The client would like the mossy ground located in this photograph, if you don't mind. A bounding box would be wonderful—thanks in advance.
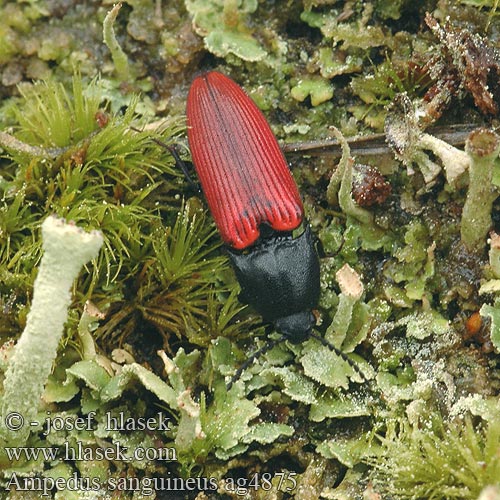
[0,0,500,499]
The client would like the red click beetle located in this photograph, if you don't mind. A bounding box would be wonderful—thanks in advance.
[186,71,320,353]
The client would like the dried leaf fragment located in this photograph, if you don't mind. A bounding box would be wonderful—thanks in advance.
[336,263,364,300]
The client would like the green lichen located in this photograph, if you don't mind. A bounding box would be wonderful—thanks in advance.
[102,3,131,82]
[383,220,435,302]
[317,47,362,79]
[0,24,20,65]
[488,232,500,278]
[301,4,386,49]
[318,430,378,468]
[185,0,269,62]
[327,263,364,349]
[326,126,374,226]
[480,302,500,351]
[290,77,334,106]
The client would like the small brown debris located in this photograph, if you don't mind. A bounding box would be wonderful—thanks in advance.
[352,163,391,207]
[95,110,110,128]
[424,13,500,117]
[466,128,500,158]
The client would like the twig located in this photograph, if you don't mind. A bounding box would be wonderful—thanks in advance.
[281,124,479,157]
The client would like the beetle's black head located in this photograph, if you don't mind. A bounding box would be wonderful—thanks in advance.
[274,311,316,343]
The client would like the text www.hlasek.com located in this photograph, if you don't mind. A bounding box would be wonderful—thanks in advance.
[5,440,176,462]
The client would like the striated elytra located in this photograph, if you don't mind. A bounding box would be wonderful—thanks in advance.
[186,71,320,344]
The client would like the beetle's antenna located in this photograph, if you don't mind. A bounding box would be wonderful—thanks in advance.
[165,144,199,190]
[308,331,367,382]
[226,334,285,391]
[130,126,199,190]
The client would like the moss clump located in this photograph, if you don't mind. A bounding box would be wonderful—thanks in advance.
[370,414,500,499]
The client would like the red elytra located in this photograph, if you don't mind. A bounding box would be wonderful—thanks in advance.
[186,71,303,250]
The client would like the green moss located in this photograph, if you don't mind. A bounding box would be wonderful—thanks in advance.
[13,76,101,148]
[460,0,500,27]
[0,24,21,64]
[370,414,500,499]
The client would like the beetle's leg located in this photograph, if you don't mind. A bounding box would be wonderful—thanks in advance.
[226,330,285,391]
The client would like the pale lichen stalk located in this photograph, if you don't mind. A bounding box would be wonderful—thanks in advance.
[461,128,500,253]
[1,216,103,444]
[326,126,373,225]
